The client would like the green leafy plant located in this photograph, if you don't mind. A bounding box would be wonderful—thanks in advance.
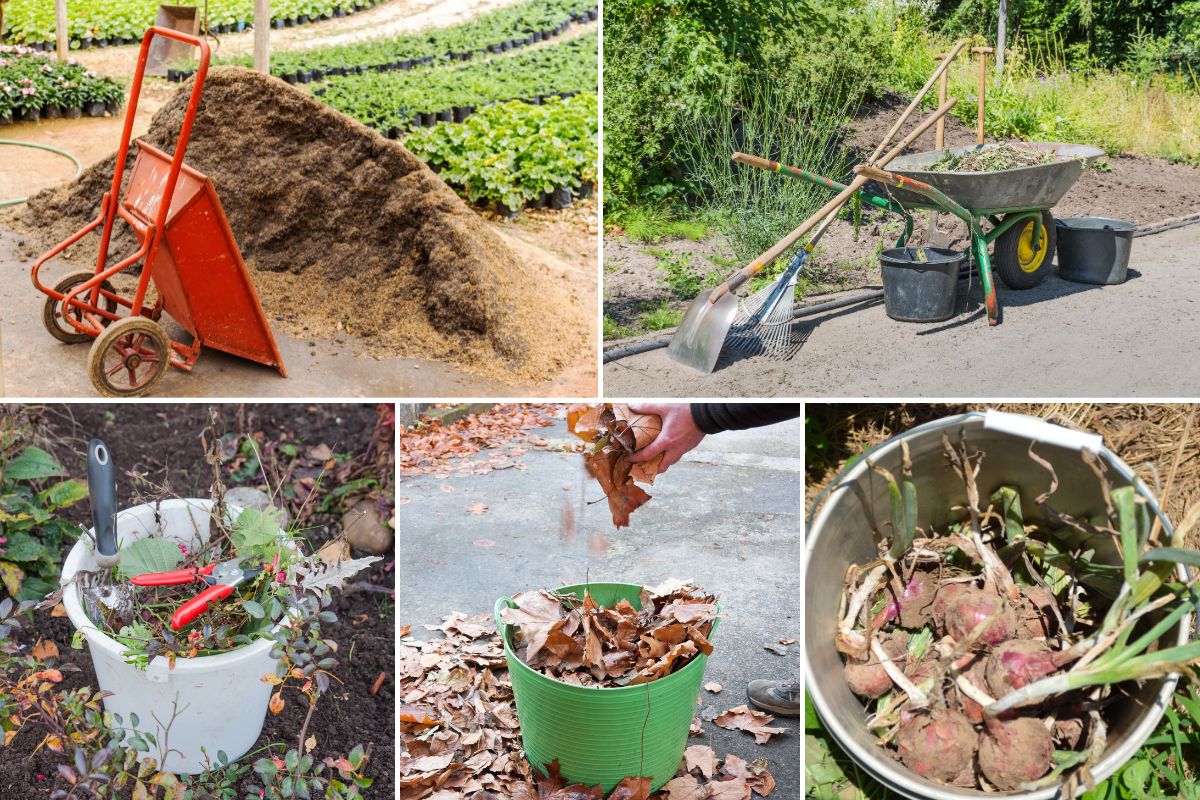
[316,32,597,129]
[0,45,124,119]
[0,437,87,602]
[405,93,597,211]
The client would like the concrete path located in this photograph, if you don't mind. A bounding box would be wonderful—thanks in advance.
[398,413,803,797]
[604,224,1200,398]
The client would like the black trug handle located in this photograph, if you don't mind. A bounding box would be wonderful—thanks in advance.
[87,439,119,566]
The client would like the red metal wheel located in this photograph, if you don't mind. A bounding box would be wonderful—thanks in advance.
[87,316,170,397]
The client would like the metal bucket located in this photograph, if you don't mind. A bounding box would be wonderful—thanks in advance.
[803,410,1191,799]
[1056,217,1136,285]
[880,247,962,322]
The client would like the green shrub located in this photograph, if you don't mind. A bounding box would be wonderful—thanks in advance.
[405,93,597,210]
[0,440,87,602]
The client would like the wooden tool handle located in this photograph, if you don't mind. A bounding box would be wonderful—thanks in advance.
[869,38,967,163]
[710,98,959,303]
[732,152,776,171]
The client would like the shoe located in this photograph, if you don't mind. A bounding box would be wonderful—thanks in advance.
[747,678,800,716]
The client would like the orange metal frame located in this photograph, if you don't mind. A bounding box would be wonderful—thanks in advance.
[30,26,286,377]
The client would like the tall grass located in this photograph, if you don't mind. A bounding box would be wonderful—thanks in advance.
[673,71,860,268]
[899,32,1200,165]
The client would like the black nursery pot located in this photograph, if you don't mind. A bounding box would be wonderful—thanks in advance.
[420,112,436,126]
[106,101,121,115]
[284,17,295,27]
[43,104,63,119]
[281,73,297,84]
[533,31,543,42]
[550,187,573,210]
[576,180,594,198]
[298,71,313,83]
[80,38,94,49]
[400,58,413,69]
[436,109,452,122]
[334,8,346,17]
[311,69,325,80]
[273,19,285,29]
[298,15,309,24]
[452,106,473,122]
[85,101,105,117]
[532,193,548,209]
[588,8,597,20]
[0,112,11,126]
[65,106,82,119]
[235,21,246,31]
[23,107,41,122]
[388,126,402,139]
[167,68,180,81]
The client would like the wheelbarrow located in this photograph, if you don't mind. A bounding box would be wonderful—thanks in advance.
[31,27,286,397]
[736,140,1103,326]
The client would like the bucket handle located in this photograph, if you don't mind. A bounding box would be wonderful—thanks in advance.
[493,597,512,641]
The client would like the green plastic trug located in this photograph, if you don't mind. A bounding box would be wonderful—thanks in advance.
[494,582,719,793]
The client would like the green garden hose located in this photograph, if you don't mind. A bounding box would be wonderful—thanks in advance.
[0,139,83,207]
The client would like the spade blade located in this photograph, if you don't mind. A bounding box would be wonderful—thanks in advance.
[667,288,739,374]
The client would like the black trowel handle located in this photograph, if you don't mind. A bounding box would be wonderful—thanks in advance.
[88,439,119,567]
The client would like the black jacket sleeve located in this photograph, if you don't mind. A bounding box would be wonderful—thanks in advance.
[689,403,800,435]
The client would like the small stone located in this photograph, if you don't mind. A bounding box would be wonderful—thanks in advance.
[343,499,392,554]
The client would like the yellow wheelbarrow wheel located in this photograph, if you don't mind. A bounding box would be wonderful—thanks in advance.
[993,210,1057,290]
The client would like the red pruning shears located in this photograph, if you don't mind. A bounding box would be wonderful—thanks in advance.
[130,559,264,630]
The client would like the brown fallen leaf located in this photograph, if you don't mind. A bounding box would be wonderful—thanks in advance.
[721,753,776,797]
[778,639,795,646]
[708,776,751,800]
[712,705,788,744]
[268,692,285,715]
[467,502,489,514]
[661,774,710,800]
[50,603,68,618]
[608,775,651,800]
[684,744,718,778]
[32,638,59,660]
[567,404,664,528]
[704,681,722,693]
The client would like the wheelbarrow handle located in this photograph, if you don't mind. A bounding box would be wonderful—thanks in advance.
[731,152,776,172]
[98,27,211,286]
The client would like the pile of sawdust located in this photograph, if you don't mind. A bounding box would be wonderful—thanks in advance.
[23,67,589,384]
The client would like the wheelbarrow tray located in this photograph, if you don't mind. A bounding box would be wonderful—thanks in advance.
[881,142,1104,213]
[124,140,286,375]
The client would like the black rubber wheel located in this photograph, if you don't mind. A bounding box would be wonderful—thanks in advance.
[993,210,1057,290]
[42,271,118,344]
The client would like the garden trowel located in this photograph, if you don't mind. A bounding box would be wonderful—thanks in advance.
[81,439,132,622]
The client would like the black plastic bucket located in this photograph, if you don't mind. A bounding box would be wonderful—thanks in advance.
[880,247,963,322]
[1056,216,1136,285]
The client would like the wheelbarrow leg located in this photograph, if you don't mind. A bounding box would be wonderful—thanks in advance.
[974,233,999,325]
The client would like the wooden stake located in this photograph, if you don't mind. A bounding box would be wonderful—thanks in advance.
[868,38,967,164]
[253,0,270,74]
[54,0,67,61]
[933,53,949,150]
[972,46,994,145]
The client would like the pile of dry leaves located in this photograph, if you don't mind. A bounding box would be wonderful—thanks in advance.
[400,602,781,800]
[567,404,663,527]
[498,581,717,687]
[400,404,559,478]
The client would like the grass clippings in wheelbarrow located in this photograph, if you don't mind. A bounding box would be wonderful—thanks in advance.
[21,68,590,384]
[929,141,1057,173]
[499,580,717,687]
[400,606,778,799]
[836,434,1200,793]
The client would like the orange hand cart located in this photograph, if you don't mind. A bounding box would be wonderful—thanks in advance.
[31,27,286,397]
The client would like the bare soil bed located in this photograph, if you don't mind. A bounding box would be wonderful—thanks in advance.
[0,404,395,799]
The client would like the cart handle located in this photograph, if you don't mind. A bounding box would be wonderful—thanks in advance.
[96,27,211,285]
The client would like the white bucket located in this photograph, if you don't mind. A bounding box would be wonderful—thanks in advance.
[61,498,281,774]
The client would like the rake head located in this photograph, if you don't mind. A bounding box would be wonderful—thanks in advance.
[723,249,807,361]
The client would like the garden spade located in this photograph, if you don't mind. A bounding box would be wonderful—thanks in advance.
[668,90,963,373]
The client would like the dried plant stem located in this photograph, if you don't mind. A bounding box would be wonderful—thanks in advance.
[871,634,927,708]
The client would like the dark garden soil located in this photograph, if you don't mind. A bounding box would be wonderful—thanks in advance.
[603,88,1200,337]
[13,67,591,385]
[0,403,395,799]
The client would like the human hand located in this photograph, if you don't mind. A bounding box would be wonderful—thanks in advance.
[624,403,705,474]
